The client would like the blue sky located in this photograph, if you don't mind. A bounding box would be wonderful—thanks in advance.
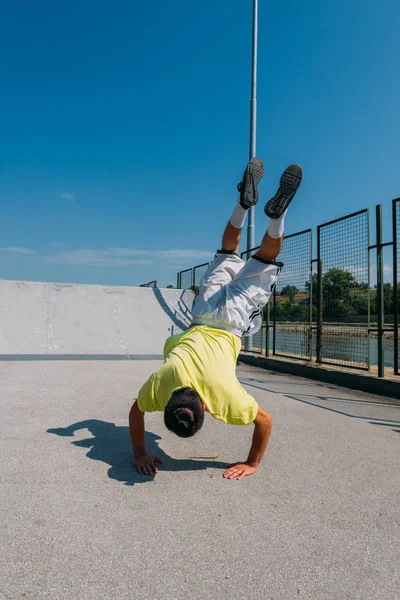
[1,0,399,287]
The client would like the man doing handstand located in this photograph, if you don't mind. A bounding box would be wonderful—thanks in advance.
[129,159,302,480]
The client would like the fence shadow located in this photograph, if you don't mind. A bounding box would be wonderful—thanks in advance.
[239,379,400,434]
[48,419,229,486]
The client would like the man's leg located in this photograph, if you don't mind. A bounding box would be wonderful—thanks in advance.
[221,221,242,254]
[224,163,303,337]
[191,159,264,327]
[221,157,265,253]
[254,163,303,262]
[254,231,283,262]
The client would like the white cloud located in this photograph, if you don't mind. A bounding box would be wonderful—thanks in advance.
[0,245,212,267]
[44,249,153,267]
[104,248,211,260]
[105,248,148,257]
[0,246,38,255]
[159,249,211,260]
[59,193,76,201]
[43,247,212,268]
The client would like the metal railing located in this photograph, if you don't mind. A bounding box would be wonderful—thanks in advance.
[139,280,157,288]
[317,210,370,370]
[177,263,210,292]
[272,229,313,362]
[173,201,400,379]
[193,263,209,288]
[177,268,194,290]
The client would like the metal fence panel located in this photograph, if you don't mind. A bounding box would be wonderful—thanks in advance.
[193,262,209,288]
[241,240,312,358]
[273,230,312,361]
[177,263,210,291]
[178,268,193,290]
[250,325,266,354]
[317,209,370,370]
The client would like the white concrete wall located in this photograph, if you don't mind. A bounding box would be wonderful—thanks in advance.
[0,280,194,357]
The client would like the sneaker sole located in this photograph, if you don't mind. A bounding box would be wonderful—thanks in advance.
[239,158,264,208]
[264,164,303,219]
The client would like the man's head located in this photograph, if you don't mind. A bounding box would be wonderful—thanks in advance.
[164,388,204,438]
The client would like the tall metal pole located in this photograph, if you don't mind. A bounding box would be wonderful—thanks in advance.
[244,0,258,353]
[247,0,258,253]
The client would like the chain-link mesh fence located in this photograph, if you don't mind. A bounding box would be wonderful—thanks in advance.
[273,230,312,360]
[178,268,193,290]
[175,213,370,368]
[317,210,370,369]
[177,263,211,290]
[193,263,210,288]
[249,324,267,354]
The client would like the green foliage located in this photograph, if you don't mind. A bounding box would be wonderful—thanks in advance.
[322,268,359,320]
[277,268,368,322]
[280,284,299,303]
[272,267,398,323]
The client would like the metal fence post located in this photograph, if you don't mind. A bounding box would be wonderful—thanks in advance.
[272,287,276,355]
[367,210,371,370]
[265,303,270,357]
[247,0,258,254]
[376,205,384,377]
[308,238,313,360]
[316,258,323,364]
[392,199,399,375]
[245,0,259,353]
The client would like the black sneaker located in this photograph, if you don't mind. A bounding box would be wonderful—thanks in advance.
[264,164,303,219]
[237,157,264,209]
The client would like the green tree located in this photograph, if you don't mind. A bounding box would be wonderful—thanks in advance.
[275,299,293,320]
[383,282,393,317]
[280,284,299,303]
[322,268,358,320]
[306,273,318,308]
[306,269,369,321]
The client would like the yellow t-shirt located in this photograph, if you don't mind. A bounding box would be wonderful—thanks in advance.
[137,325,258,426]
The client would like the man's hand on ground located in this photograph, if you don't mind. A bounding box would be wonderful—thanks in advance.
[223,463,256,480]
[135,455,163,475]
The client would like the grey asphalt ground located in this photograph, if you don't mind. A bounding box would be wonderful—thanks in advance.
[1,360,399,600]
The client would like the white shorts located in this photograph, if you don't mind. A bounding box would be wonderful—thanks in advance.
[191,251,283,337]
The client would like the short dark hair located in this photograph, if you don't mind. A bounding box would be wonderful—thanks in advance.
[164,388,204,438]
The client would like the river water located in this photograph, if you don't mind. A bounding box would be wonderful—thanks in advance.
[254,330,396,368]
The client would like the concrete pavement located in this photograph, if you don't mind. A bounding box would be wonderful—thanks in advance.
[1,360,399,599]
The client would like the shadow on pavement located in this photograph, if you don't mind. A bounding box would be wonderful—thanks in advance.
[240,379,400,434]
[48,419,229,486]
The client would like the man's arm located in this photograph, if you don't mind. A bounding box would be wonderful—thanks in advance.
[129,400,163,475]
[223,406,272,480]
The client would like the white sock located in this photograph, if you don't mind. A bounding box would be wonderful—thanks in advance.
[267,209,287,239]
[229,199,248,229]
